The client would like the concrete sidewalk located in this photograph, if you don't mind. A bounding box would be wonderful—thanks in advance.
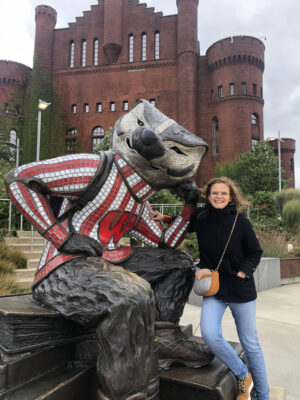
[180,282,300,400]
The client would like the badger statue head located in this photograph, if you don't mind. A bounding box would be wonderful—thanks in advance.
[112,100,208,190]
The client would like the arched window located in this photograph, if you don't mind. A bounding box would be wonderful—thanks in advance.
[69,40,74,68]
[9,130,17,146]
[129,34,134,62]
[251,113,259,126]
[81,39,86,67]
[66,128,77,153]
[141,32,147,61]
[212,117,219,156]
[154,31,160,60]
[93,38,99,66]
[92,126,105,150]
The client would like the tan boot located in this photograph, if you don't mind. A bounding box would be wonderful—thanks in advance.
[236,373,254,400]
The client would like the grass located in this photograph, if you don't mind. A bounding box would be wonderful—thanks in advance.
[0,242,30,295]
[257,229,290,258]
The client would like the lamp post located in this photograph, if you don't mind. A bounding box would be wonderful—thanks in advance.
[36,99,51,161]
[1,139,23,230]
[267,132,284,192]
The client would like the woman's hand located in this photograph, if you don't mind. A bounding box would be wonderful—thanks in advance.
[237,271,246,278]
[196,268,211,278]
[149,211,164,221]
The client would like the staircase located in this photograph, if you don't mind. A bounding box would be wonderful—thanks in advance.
[4,231,45,289]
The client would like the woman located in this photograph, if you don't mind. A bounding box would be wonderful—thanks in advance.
[150,177,269,400]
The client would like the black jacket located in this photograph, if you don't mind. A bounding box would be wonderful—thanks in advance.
[189,204,263,303]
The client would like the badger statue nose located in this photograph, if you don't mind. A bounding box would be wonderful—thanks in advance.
[141,129,157,146]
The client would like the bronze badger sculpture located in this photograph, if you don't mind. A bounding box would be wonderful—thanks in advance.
[5,100,213,400]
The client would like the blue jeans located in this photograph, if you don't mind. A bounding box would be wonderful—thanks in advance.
[200,296,269,400]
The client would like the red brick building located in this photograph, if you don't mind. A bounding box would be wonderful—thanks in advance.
[0,0,296,186]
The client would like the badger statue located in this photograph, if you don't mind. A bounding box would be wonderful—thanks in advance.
[5,100,213,400]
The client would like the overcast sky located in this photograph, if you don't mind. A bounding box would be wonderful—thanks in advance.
[1,0,299,188]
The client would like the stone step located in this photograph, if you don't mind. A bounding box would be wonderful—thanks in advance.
[16,231,44,239]
[5,237,45,246]
[0,365,97,400]
[26,259,40,269]
[14,268,36,280]
[4,242,45,253]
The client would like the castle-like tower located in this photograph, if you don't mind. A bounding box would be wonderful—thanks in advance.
[268,138,296,188]
[0,0,296,186]
[34,5,57,74]
[0,60,31,141]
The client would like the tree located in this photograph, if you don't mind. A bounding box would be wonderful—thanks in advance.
[215,141,287,196]
[92,127,113,153]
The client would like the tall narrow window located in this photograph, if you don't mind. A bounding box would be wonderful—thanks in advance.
[141,33,147,61]
[212,117,219,156]
[242,82,247,94]
[154,31,160,60]
[66,128,77,154]
[69,40,74,68]
[110,101,115,112]
[91,126,105,151]
[71,104,77,114]
[123,101,129,111]
[81,39,86,67]
[5,104,9,113]
[10,130,17,146]
[290,158,294,172]
[251,113,259,126]
[84,103,89,113]
[252,138,258,149]
[253,83,257,95]
[150,99,155,106]
[96,102,102,113]
[93,38,99,66]
[129,34,134,62]
[218,85,223,97]
[229,83,235,95]
[210,89,214,100]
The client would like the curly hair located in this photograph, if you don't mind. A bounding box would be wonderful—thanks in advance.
[204,177,249,212]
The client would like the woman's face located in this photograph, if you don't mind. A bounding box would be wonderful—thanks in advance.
[208,183,231,209]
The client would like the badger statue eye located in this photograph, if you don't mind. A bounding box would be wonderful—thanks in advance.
[138,119,144,127]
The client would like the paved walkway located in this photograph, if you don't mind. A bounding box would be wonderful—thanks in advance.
[180,282,300,400]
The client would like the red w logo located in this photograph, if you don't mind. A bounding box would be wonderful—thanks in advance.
[98,211,137,245]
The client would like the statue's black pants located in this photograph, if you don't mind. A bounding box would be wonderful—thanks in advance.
[33,248,194,399]
[120,247,195,324]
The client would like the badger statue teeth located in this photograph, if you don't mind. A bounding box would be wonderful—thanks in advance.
[112,99,208,189]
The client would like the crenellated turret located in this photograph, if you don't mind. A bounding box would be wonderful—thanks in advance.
[34,5,57,74]
[176,0,199,133]
[103,0,123,64]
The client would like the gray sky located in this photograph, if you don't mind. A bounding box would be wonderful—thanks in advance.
[1,0,299,188]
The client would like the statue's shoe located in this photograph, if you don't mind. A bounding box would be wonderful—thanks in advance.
[155,321,215,371]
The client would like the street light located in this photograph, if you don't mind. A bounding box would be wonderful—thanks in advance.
[1,139,23,231]
[36,99,51,161]
[267,131,284,192]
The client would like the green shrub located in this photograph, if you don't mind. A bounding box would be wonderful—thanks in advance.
[178,232,199,261]
[250,191,276,217]
[282,199,300,231]
[0,242,27,269]
[273,189,300,215]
